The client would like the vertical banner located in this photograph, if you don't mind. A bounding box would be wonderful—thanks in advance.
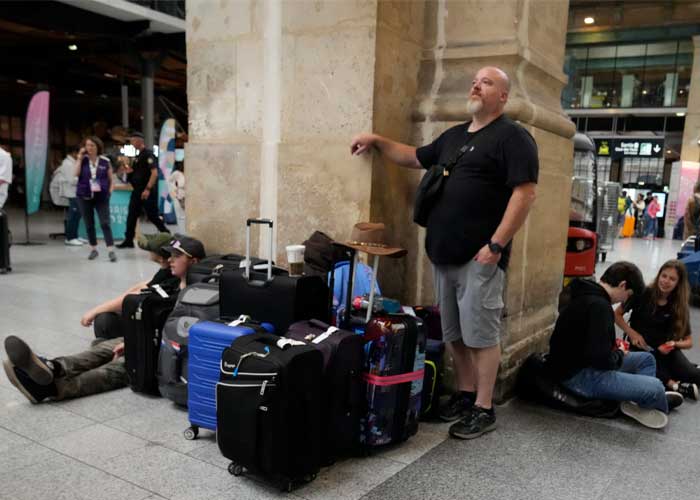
[24,91,50,215]
[157,118,177,224]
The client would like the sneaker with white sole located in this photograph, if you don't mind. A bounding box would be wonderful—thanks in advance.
[677,383,698,401]
[666,391,684,410]
[64,238,84,246]
[620,401,668,429]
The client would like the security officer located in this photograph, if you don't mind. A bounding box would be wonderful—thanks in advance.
[116,131,169,248]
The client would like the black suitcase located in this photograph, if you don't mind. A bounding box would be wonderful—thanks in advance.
[219,219,329,332]
[123,284,179,395]
[285,319,365,463]
[187,254,273,284]
[217,332,323,491]
[0,209,11,274]
[157,281,220,406]
[420,339,444,421]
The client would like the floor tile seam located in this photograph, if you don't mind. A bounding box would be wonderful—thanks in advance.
[34,443,162,499]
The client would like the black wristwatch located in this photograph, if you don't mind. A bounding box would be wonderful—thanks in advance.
[488,240,504,254]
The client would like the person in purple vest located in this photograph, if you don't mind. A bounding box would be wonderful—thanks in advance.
[75,136,117,262]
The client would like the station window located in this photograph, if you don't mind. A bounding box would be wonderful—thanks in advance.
[563,39,694,109]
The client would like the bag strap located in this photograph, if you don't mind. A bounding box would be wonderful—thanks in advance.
[440,130,479,175]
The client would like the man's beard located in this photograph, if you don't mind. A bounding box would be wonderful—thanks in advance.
[466,96,483,115]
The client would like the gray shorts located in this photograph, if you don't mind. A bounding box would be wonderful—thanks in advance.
[433,260,505,348]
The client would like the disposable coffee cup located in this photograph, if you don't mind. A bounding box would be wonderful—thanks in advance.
[286,244,305,276]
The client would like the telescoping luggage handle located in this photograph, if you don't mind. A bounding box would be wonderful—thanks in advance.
[245,218,274,283]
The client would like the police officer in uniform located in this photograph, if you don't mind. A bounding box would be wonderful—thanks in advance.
[116,132,170,248]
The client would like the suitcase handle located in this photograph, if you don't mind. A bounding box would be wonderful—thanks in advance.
[245,219,274,282]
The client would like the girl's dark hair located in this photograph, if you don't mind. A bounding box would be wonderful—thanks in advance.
[84,136,104,155]
[649,260,690,341]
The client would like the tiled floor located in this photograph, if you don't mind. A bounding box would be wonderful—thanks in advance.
[1,208,698,500]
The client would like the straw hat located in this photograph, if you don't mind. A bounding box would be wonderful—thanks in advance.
[344,222,406,258]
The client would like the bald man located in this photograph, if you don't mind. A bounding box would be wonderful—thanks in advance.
[350,67,538,440]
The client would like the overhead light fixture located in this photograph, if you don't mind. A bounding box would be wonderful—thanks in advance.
[676,112,686,117]
[103,73,117,79]
[666,149,672,154]
[16,79,27,84]
[68,44,78,51]
[584,16,595,25]
[679,90,684,94]
[642,89,648,95]
[75,89,85,95]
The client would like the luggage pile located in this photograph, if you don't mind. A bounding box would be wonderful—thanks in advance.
[120,219,445,492]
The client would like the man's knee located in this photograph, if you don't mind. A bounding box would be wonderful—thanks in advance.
[93,313,123,340]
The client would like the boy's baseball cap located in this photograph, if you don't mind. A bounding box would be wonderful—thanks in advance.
[164,236,206,259]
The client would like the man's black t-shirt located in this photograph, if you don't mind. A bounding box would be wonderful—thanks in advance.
[415,115,539,269]
[128,148,157,191]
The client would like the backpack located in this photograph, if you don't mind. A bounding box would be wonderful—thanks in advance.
[303,231,347,277]
[157,282,220,406]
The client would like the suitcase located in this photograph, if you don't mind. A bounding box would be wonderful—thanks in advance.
[0,209,11,274]
[157,281,220,406]
[420,339,444,421]
[184,317,273,439]
[621,214,635,237]
[217,332,323,492]
[219,219,329,332]
[362,314,426,447]
[413,305,442,341]
[123,283,180,395]
[285,319,365,463]
[187,254,272,284]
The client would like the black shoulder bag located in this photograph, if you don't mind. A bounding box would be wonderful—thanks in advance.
[413,134,476,227]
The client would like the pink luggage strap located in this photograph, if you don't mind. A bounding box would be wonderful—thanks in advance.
[362,369,424,387]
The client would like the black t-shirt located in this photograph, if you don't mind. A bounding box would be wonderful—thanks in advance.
[147,267,179,289]
[629,289,674,348]
[128,148,157,191]
[415,115,539,269]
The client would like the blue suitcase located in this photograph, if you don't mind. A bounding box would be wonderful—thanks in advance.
[184,317,274,440]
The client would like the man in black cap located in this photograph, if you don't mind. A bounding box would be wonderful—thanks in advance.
[117,131,169,248]
[2,235,205,403]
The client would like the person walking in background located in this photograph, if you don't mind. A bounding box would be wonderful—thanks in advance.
[52,146,82,246]
[683,181,700,240]
[645,195,660,240]
[633,193,645,237]
[0,144,12,209]
[116,131,170,249]
[75,136,117,262]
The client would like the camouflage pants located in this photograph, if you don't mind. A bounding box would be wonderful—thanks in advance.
[53,337,128,401]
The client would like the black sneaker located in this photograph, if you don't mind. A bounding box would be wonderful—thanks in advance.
[116,240,134,249]
[449,406,497,440]
[2,360,57,403]
[4,336,54,385]
[677,383,698,401]
[666,391,684,410]
[439,392,475,422]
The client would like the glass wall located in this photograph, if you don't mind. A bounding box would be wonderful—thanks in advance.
[563,40,694,109]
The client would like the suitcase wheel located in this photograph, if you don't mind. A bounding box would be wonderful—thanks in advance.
[228,462,244,476]
[303,473,316,483]
[284,481,293,493]
[183,426,199,441]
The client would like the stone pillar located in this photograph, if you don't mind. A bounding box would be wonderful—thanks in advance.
[681,36,700,164]
[186,0,380,259]
[401,0,576,399]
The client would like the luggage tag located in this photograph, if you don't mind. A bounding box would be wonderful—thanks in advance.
[90,179,102,192]
[276,338,306,350]
[228,314,252,327]
[311,326,339,344]
[152,284,170,298]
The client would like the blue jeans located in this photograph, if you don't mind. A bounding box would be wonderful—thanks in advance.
[644,215,657,237]
[562,352,668,413]
[65,197,82,240]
